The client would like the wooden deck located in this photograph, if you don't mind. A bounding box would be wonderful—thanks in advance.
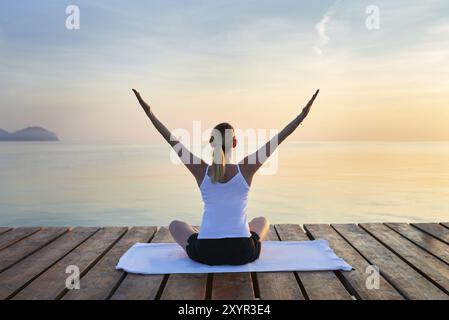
[0,223,448,300]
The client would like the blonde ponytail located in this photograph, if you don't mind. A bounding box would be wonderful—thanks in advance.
[212,145,226,183]
[209,122,234,184]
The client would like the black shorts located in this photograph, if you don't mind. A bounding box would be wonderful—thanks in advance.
[186,231,262,266]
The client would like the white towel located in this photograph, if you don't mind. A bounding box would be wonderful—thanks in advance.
[115,240,352,274]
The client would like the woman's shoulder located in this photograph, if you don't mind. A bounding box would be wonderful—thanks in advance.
[192,163,209,187]
[236,162,253,186]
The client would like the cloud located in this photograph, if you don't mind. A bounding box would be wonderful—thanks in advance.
[313,1,341,56]
[313,14,331,56]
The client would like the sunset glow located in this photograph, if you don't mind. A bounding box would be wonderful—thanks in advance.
[1,0,448,141]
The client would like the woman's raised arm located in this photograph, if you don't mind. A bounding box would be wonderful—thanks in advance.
[132,89,206,184]
[240,89,319,179]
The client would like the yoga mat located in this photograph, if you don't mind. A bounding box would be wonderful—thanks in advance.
[116,240,353,274]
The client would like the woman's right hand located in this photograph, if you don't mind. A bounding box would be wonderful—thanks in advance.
[132,89,151,113]
[299,89,319,120]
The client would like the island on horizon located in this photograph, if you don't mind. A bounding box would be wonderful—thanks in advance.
[0,126,59,141]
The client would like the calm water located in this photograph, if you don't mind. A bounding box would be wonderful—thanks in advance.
[0,141,448,226]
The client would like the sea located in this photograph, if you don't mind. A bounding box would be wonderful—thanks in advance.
[0,141,448,226]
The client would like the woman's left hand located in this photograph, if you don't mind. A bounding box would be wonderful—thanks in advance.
[132,89,151,113]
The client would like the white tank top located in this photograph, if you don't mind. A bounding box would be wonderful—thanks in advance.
[197,164,252,239]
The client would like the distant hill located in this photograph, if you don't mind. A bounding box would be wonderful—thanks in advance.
[0,127,59,141]
[0,128,11,140]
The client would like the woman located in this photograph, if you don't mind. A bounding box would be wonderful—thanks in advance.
[132,88,319,265]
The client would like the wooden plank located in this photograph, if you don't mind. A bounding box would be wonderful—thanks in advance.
[0,227,41,251]
[304,224,403,300]
[0,228,11,236]
[210,226,256,300]
[0,227,68,273]
[13,227,127,300]
[160,273,208,300]
[442,223,449,229]
[211,272,254,300]
[275,224,352,300]
[333,224,448,299]
[0,227,98,300]
[360,223,449,294]
[387,223,449,265]
[160,226,208,300]
[412,223,449,246]
[256,225,304,300]
[62,227,157,300]
[110,227,173,300]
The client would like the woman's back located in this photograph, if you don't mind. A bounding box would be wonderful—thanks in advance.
[198,164,251,239]
[132,88,318,264]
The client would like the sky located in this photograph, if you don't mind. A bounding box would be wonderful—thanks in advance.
[0,0,448,142]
